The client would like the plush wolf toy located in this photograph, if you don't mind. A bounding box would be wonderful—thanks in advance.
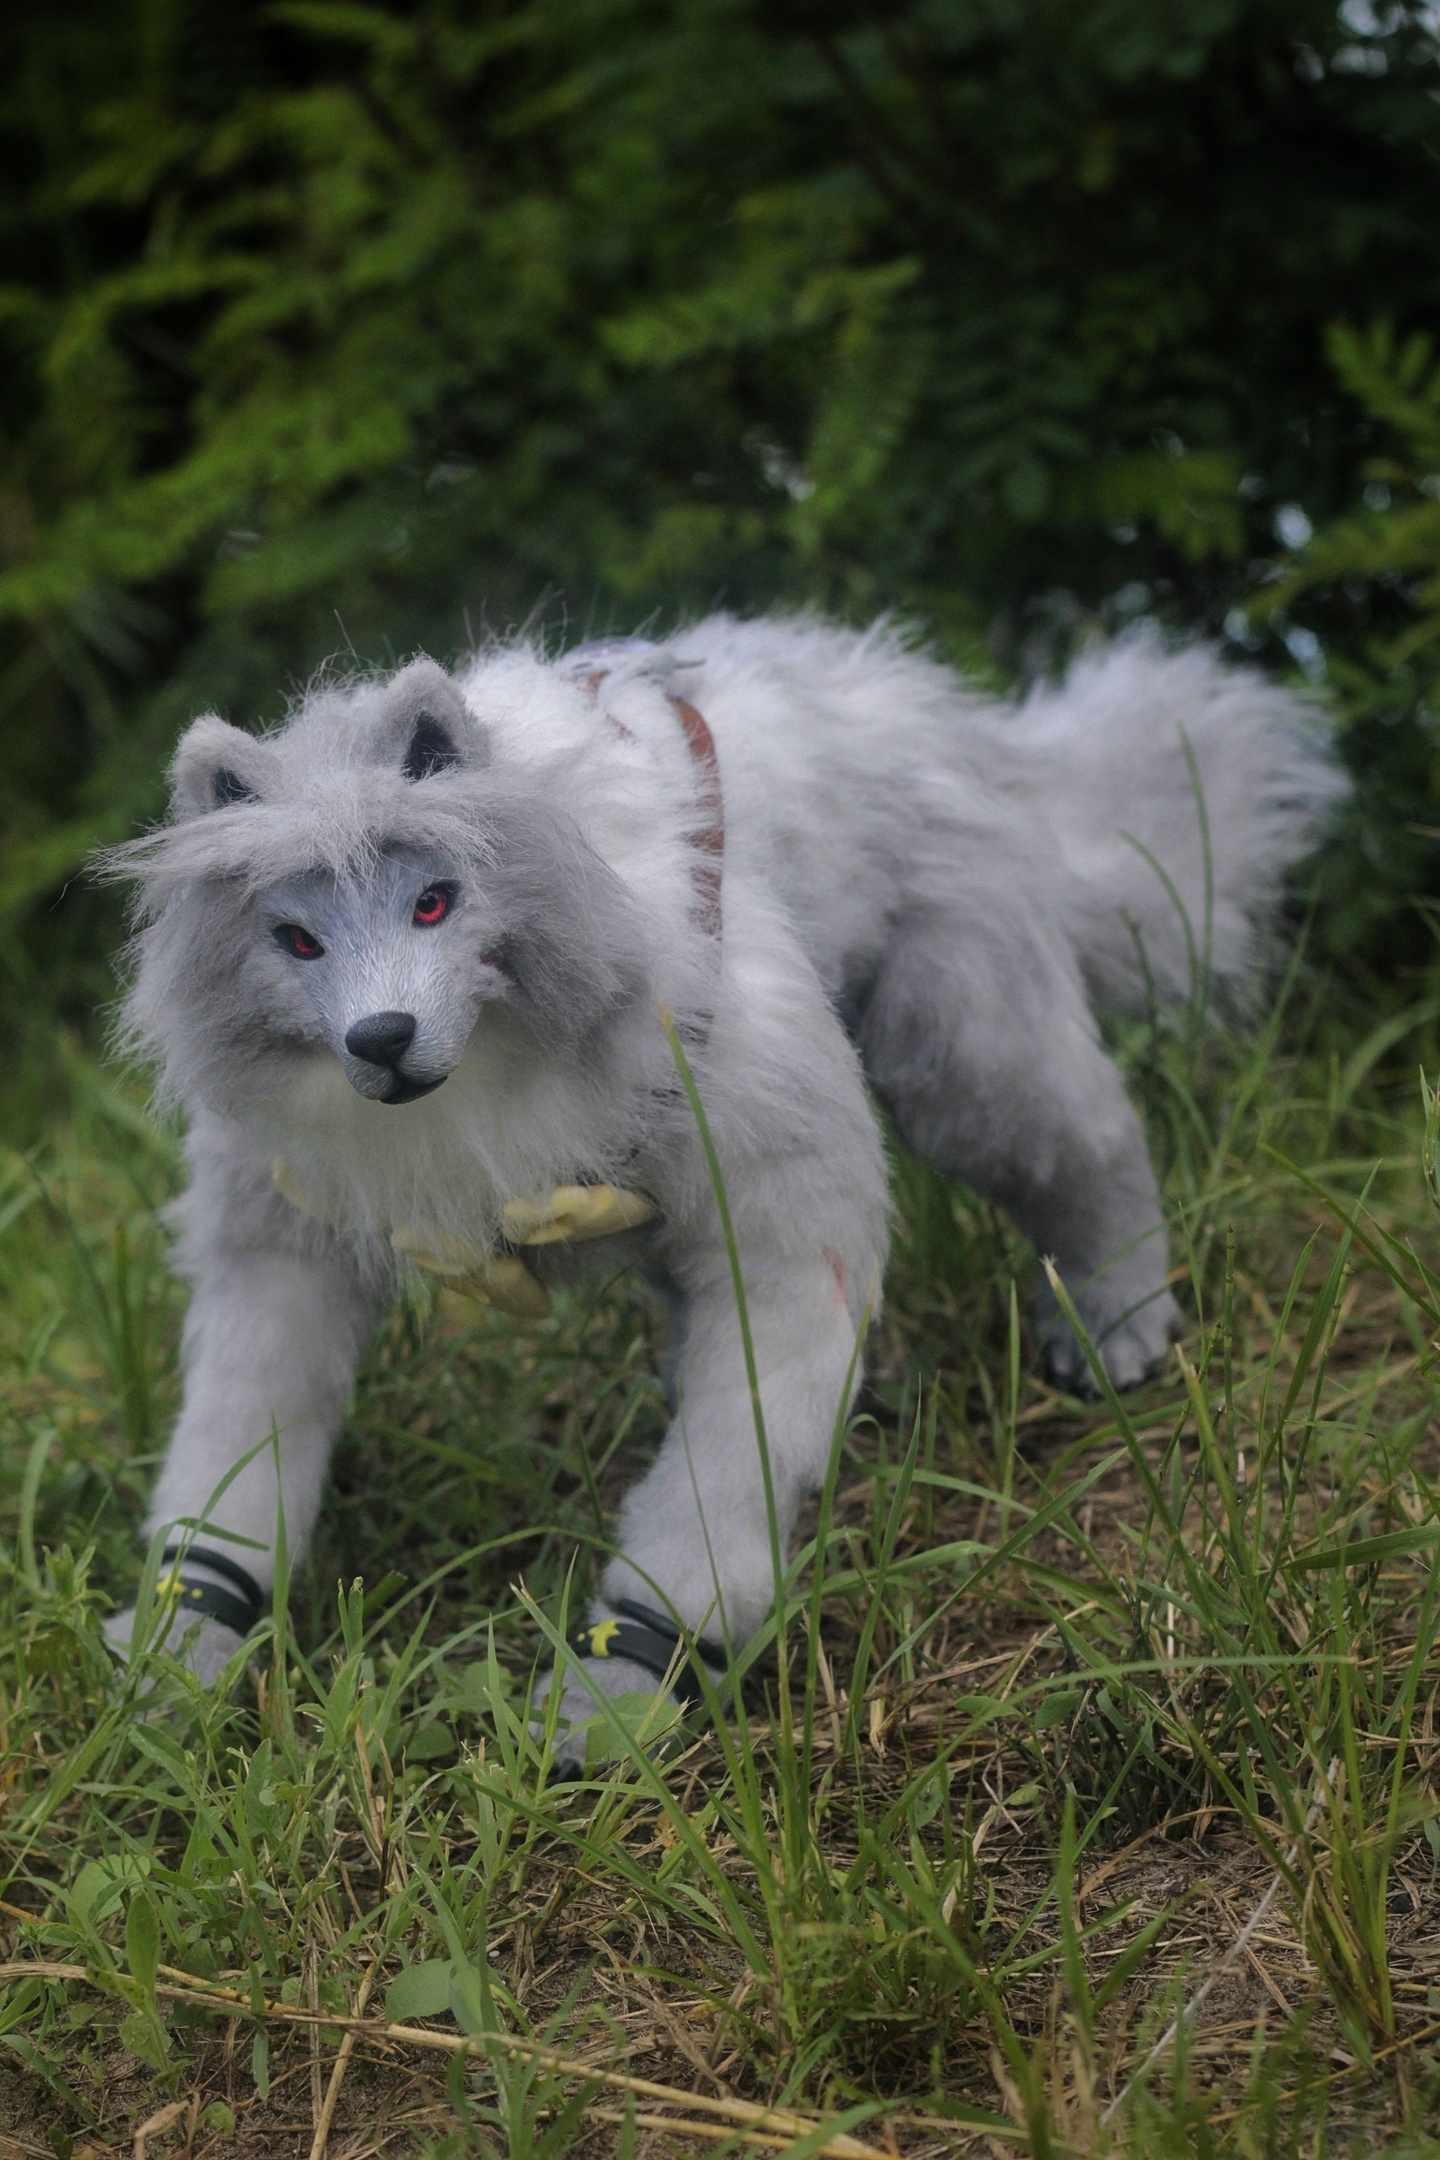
[101,615,1338,1753]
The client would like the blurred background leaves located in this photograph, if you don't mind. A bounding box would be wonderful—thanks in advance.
[6,0,1440,1121]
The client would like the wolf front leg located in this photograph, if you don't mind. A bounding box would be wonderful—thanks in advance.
[613,1238,876,1617]
[546,944,889,1768]
[107,1130,384,1680]
[545,1240,877,1767]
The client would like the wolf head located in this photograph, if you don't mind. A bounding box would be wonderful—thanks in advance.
[103,654,649,1116]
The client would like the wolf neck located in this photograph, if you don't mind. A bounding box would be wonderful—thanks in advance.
[259,1018,655,1251]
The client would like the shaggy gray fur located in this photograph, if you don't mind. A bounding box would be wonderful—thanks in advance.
[98,615,1342,1760]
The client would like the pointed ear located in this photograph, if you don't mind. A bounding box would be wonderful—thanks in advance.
[170,715,277,820]
[379,658,487,780]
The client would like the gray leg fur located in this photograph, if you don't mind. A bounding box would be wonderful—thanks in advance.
[861,900,1180,1389]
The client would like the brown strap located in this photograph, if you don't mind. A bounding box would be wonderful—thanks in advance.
[666,692,724,942]
[572,656,724,947]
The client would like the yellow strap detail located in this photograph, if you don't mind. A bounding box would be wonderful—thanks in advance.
[388,1229,553,1320]
[272,1156,342,1225]
[502,1184,659,1246]
[273,1161,655,1319]
[156,1570,205,1605]
[586,1618,621,1657]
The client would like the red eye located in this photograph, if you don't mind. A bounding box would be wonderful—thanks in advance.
[275,923,324,959]
[412,884,452,927]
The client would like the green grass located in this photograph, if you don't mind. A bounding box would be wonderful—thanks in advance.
[5,984,1440,2157]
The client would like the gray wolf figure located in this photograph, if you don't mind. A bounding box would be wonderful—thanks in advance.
[99,614,1340,1757]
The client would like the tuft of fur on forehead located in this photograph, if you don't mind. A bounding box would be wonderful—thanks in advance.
[97,650,653,1111]
[103,655,501,900]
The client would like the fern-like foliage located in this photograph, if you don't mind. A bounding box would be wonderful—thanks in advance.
[4,1,1440,1107]
[1266,324,1440,960]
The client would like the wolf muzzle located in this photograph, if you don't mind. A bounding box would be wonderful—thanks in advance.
[343,1008,446,1103]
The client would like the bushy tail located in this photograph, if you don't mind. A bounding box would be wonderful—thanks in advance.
[1009,631,1346,1019]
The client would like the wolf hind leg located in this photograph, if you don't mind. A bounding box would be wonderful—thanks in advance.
[860,903,1181,1390]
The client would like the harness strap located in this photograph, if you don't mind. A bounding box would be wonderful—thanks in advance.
[564,639,725,948]
[569,1596,727,1715]
[666,692,724,943]
[158,1542,265,1639]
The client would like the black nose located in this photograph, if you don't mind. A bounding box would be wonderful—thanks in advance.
[345,1010,417,1068]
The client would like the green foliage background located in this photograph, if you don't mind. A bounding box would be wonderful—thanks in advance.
[5,0,1440,1117]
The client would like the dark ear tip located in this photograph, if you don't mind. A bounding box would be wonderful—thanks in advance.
[403,711,461,782]
[212,767,258,806]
